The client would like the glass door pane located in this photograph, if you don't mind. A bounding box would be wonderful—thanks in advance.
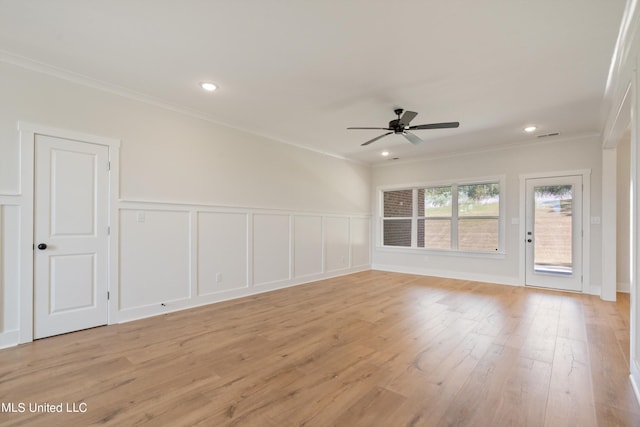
[533,185,573,275]
[524,175,582,292]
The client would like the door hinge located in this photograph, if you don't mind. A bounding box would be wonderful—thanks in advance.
[107,161,111,171]
[107,226,110,235]
[107,291,110,300]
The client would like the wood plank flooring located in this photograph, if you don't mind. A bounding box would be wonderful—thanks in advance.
[0,271,638,426]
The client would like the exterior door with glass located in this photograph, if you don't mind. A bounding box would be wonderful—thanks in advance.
[525,176,583,292]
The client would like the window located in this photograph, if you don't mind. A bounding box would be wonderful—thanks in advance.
[381,179,502,253]
[382,190,412,247]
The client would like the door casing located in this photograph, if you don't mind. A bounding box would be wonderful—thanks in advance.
[524,175,583,291]
[18,122,120,343]
[519,170,591,292]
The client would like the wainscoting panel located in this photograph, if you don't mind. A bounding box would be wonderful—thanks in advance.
[197,211,248,295]
[0,203,21,348]
[108,201,370,324]
[293,215,323,279]
[350,217,371,267]
[119,209,191,310]
[253,213,291,286]
[325,216,350,272]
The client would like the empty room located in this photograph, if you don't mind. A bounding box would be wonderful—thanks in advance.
[1,1,640,426]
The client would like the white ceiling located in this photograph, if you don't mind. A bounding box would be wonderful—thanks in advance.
[0,1,627,164]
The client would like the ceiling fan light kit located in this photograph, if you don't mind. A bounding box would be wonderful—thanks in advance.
[348,108,459,146]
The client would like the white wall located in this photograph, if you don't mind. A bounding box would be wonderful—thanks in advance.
[0,62,370,213]
[371,135,603,289]
[0,61,371,347]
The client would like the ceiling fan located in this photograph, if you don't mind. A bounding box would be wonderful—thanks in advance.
[348,108,459,146]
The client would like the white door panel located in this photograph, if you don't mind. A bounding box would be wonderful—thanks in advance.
[34,134,109,339]
[50,149,97,236]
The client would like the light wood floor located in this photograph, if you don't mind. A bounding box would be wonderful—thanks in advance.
[1,271,638,426]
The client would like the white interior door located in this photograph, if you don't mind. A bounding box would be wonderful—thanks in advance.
[525,175,583,292]
[34,134,109,339]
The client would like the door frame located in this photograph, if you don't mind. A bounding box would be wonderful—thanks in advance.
[18,122,120,343]
[518,169,591,292]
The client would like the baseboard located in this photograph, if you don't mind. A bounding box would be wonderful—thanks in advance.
[0,329,20,349]
[618,282,631,293]
[371,263,521,287]
[631,370,640,408]
[588,285,602,297]
[116,265,370,324]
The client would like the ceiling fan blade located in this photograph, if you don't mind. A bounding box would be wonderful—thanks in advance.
[408,122,460,130]
[347,127,392,130]
[398,111,418,126]
[403,131,424,145]
[361,132,393,146]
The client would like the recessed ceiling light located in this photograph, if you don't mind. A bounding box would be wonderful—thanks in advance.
[524,125,537,133]
[200,82,217,92]
[381,151,390,157]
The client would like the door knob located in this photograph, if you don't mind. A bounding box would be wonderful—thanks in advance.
[37,243,47,250]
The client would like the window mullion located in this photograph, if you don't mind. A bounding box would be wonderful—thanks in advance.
[411,188,418,248]
[451,184,459,250]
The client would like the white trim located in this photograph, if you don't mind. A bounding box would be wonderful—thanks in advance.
[519,169,592,181]
[631,373,640,408]
[18,122,120,344]
[603,0,639,107]
[376,246,506,259]
[588,284,602,297]
[372,264,520,287]
[604,82,632,148]
[18,127,34,343]
[118,198,369,218]
[0,195,21,204]
[0,330,20,350]
[246,213,254,288]
[631,65,640,409]
[377,175,506,254]
[618,282,631,292]
[518,170,591,293]
[602,148,618,301]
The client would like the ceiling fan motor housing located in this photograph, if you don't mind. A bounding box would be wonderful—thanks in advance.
[389,119,403,132]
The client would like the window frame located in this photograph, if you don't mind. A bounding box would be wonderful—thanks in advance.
[378,176,506,256]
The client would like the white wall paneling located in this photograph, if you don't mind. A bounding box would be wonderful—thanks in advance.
[351,217,371,268]
[325,216,351,273]
[293,215,324,279]
[115,200,371,323]
[119,208,192,311]
[253,213,291,286]
[0,200,21,348]
[198,211,248,294]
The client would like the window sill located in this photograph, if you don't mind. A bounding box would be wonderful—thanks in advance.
[376,245,507,259]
